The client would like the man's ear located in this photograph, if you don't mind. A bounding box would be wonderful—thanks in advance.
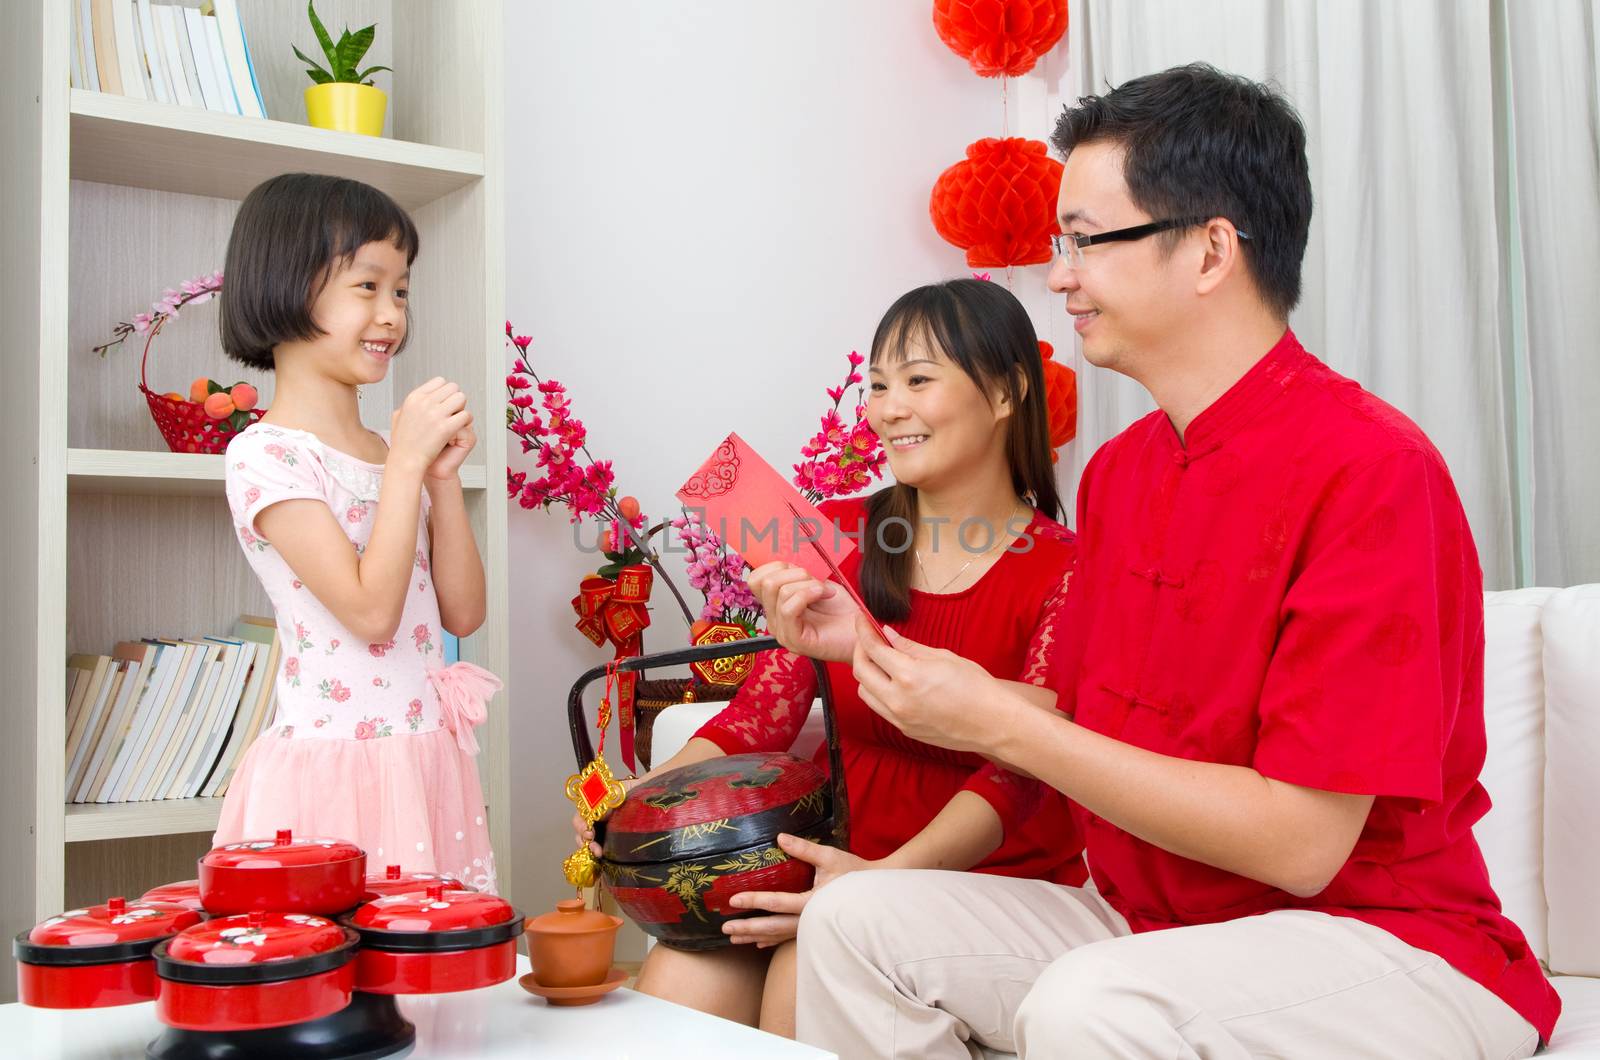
[1195,219,1246,297]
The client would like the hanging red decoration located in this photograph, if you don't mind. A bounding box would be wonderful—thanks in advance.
[932,0,1068,78]
[930,137,1063,268]
[1039,340,1077,459]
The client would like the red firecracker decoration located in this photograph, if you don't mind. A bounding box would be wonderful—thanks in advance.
[932,0,1069,78]
[930,137,1064,268]
[1039,340,1077,460]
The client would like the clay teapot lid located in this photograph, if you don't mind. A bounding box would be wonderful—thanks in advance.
[525,898,620,935]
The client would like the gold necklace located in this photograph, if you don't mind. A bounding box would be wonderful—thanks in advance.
[914,502,1026,593]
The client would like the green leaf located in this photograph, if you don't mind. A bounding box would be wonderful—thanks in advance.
[336,25,376,82]
[229,410,250,433]
[355,65,391,83]
[206,379,224,395]
[596,561,624,579]
[292,45,333,84]
[307,0,338,68]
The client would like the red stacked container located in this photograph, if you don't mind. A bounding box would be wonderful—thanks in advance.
[152,911,360,1032]
[14,897,200,1008]
[198,830,366,916]
[343,884,523,994]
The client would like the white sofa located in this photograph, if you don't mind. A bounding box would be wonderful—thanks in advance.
[650,586,1600,1055]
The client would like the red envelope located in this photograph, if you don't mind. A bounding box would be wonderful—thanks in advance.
[676,432,857,582]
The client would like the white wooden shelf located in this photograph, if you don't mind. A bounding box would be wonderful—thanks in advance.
[68,448,489,496]
[7,0,509,1000]
[64,797,224,844]
[69,90,484,210]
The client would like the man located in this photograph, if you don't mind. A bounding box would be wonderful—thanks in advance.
[757,64,1558,1058]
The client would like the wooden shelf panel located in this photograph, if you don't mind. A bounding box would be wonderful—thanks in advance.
[68,448,488,495]
[64,797,224,843]
[69,90,484,210]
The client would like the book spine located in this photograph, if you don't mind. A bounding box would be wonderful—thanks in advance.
[202,14,241,116]
[91,0,123,96]
[78,0,101,92]
[110,0,148,100]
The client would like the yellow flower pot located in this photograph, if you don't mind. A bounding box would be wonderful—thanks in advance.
[304,82,387,137]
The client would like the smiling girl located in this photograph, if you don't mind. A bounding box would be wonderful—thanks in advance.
[214,173,502,892]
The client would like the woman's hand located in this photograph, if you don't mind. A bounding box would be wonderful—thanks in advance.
[748,562,861,663]
[388,378,470,476]
[722,833,874,948]
[851,618,1019,756]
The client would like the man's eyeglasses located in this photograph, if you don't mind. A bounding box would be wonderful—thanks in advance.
[1050,217,1251,268]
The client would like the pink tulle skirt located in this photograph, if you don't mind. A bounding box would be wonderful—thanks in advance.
[214,725,498,894]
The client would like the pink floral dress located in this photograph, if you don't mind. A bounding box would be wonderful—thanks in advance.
[217,423,500,892]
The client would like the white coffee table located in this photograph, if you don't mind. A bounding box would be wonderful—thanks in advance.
[0,955,837,1059]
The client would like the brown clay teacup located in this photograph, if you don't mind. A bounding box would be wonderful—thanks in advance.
[525,898,622,988]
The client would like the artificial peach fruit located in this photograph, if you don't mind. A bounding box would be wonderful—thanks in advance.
[189,377,210,403]
[163,391,184,401]
[691,619,714,640]
[230,382,259,411]
[617,496,641,521]
[203,392,235,420]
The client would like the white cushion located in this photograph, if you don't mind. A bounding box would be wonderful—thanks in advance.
[1478,587,1557,964]
[649,698,825,770]
[1548,976,1600,1057]
[1544,585,1600,976]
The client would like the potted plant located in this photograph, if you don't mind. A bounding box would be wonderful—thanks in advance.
[294,1,391,137]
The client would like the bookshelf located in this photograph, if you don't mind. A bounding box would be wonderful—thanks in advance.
[67,447,490,495]
[3,0,508,1002]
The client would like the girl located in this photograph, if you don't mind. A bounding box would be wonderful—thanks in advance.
[217,173,502,892]
[577,278,1085,1032]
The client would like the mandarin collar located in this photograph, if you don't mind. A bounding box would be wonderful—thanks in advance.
[1164,329,1312,461]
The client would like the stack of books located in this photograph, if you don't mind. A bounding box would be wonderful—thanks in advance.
[64,615,281,805]
[70,0,268,119]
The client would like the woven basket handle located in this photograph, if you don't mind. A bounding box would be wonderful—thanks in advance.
[138,316,168,393]
[566,635,849,849]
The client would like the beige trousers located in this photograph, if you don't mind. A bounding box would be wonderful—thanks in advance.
[795,870,1539,1060]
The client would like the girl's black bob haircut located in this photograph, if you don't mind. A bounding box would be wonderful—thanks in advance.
[220,172,420,370]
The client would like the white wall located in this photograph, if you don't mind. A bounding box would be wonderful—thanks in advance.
[501,2,1073,941]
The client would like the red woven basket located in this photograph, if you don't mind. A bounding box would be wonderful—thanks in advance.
[138,316,264,454]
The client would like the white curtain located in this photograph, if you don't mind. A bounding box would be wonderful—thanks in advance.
[1050,0,1600,589]
[1503,0,1600,586]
